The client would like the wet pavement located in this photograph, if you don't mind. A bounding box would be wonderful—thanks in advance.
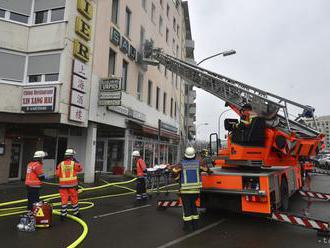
[1,173,330,248]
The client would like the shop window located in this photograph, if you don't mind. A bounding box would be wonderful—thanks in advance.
[108,49,116,76]
[147,80,153,106]
[10,12,28,23]
[29,75,42,83]
[45,73,59,81]
[125,7,131,37]
[137,73,144,101]
[111,0,119,24]
[151,3,155,23]
[122,60,128,91]
[51,8,64,22]
[43,137,56,159]
[163,92,167,114]
[35,10,48,24]
[0,9,5,18]
[156,87,160,110]
[170,98,173,117]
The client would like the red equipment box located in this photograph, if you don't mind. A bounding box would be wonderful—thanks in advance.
[32,202,53,228]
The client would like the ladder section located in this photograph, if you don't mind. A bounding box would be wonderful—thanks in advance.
[144,45,319,138]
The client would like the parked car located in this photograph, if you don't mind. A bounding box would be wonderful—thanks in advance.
[318,155,330,169]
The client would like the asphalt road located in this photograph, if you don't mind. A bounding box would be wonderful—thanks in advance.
[1,173,330,248]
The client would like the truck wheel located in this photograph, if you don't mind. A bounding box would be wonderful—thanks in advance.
[280,178,289,212]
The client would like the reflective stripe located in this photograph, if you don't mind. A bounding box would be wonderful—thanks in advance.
[192,215,199,220]
[59,161,77,182]
[183,215,193,221]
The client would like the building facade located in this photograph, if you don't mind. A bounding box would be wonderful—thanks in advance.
[305,115,330,152]
[0,0,196,184]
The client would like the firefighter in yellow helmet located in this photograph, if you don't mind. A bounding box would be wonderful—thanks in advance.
[169,147,212,231]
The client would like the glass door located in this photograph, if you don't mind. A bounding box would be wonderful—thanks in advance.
[9,144,22,180]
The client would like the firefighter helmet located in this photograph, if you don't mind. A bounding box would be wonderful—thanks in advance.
[33,151,47,158]
[132,151,140,157]
[184,147,196,159]
[64,149,76,156]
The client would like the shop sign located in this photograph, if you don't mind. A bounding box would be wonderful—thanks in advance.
[120,37,129,54]
[99,78,121,91]
[129,45,137,61]
[99,99,121,106]
[69,105,87,123]
[21,87,56,112]
[71,89,86,108]
[73,59,88,78]
[99,91,122,100]
[110,27,121,46]
[77,0,93,20]
[73,39,90,62]
[72,74,87,93]
[75,16,91,41]
[161,122,178,133]
[108,106,146,122]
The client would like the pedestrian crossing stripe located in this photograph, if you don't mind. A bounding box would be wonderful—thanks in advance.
[36,208,44,217]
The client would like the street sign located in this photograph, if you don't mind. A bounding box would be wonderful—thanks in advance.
[98,99,121,106]
[99,78,121,91]
[99,91,122,100]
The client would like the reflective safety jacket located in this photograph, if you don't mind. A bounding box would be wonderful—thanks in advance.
[179,160,202,194]
[136,158,147,177]
[56,159,82,187]
[25,161,44,187]
[240,111,258,126]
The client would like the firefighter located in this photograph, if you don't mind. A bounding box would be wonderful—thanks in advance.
[25,151,47,211]
[170,147,211,231]
[56,148,82,220]
[239,103,257,127]
[200,149,214,168]
[132,150,148,201]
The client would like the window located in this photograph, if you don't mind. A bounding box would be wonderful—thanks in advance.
[176,45,179,57]
[125,7,131,37]
[45,73,59,81]
[140,26,145,50]
[122,60,128,91]
[170,98,173,117]
[148,80,153,106]
[160,0,163,8]
[172,38,175,51]
[108,49,116,76]
[159,16,163,34]
[51,8,64,22]
[166,27,169,43]
[142,0,147,10]
[0,51,25,82]
[0,9,5,18]
[137,73,143,101]
[163,92,167,114]
[111,0,119,24]
[177,25,179,36]
[28,75,42,83]
[165,67,168,77]
[173,18,176,30]
[166,4,170,17]
[175,74,178,88]
[156,87,160,110]
[171,72,174,85]
[151,3,155,23]
[10,12,28,23]
[35,10,48,24]
[174,101,177,118]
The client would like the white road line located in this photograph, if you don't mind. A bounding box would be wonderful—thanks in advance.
[156,219,226,248]
[93,204,151,219]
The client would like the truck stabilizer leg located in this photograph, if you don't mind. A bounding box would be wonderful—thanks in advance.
[157,199,182,210]
[271,212,329,234]
[299,190,330,200]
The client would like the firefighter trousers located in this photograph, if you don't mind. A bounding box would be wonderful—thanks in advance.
[59,187,79,216]
[136,177,147,200]
[26,186,40,211]
[181,193,199,222]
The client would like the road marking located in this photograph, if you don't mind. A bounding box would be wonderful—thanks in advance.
[93,204,151,219]
[156,219,225,248]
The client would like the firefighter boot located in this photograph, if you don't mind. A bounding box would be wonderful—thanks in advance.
[192,219,199,231]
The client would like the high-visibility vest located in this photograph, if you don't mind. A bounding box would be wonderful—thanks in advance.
[57,160,79,187]
[180,160,202,193]
[25,161,44,187]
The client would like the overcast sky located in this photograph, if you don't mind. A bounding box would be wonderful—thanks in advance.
[187,0,330,141]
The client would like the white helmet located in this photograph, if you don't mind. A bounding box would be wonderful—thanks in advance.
[65,148,76,156]
[33,151,47,158]
[184,147,196,159]
[132,151,140,157]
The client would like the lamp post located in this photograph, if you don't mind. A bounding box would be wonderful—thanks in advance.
[218,109,231,148]
[197,49,236,66]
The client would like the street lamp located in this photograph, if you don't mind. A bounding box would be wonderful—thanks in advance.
[197,49,236,66]
[218,109,231,147]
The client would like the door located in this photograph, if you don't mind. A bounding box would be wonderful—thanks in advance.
[95,140,107,172]
[107,140,124,171]
[56,137,67,165]
[9,144,22,180]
